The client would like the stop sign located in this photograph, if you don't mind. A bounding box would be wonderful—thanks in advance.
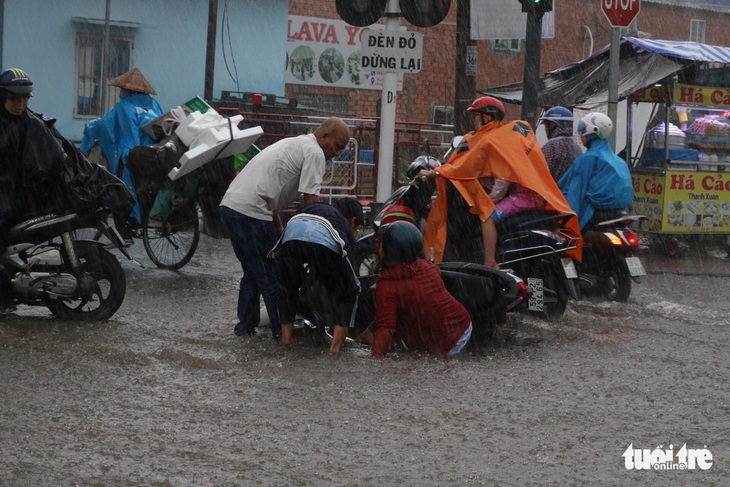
[602,0,641,27]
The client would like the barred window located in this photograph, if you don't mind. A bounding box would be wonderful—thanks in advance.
[74,31,134,118]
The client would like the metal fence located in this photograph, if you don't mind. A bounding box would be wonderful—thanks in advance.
[217,109,455,202]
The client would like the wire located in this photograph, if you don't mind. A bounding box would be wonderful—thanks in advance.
[221,0,240,91]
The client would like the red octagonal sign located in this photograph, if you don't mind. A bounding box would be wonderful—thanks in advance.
[602,0,641,27]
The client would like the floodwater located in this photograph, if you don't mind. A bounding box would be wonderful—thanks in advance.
[1,235,728,486]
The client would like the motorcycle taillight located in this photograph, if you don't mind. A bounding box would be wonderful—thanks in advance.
[620,230,640,248]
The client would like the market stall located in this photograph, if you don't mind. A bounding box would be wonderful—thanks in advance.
[480,37,730,256]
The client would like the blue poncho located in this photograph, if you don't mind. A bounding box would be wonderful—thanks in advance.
[80,93,163,222]
[558,138,634,229]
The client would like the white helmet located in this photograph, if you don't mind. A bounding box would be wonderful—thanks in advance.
[578,112,613,140]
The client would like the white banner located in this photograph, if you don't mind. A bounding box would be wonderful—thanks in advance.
[286,15,403,91]
[470,0,555,40]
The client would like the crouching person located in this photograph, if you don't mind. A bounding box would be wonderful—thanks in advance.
[370,221,473,357]
[270,199,363,353]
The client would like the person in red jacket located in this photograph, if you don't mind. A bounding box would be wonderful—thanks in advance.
[370,221,472,357]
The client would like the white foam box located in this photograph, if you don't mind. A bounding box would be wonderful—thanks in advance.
[168,126,264,181]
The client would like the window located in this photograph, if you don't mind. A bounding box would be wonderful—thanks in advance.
[690,19,706,43]
[74,31,134,118]
[490,39,521,54]
[432,104,454,125]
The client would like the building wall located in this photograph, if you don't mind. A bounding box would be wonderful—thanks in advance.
[1,0,289,140]
[287,0,730,124]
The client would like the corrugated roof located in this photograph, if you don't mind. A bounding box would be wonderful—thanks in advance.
[644,0,730,12]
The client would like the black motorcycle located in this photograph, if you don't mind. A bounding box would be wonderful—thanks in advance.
[1,209,131,320]
[1,124,135,321]
[353,172,580,320]
[574,209,646,302]
[294,260,526,344]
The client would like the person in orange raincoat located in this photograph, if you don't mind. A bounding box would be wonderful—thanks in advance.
[417,96,582,266]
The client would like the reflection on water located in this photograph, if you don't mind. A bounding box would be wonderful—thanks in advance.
[1,236,728,484]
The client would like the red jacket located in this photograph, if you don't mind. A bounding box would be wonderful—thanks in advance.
[371,259,471,357]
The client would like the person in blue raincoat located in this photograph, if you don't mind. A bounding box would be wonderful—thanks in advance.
[80,67,162,240]
[558,112,634,229]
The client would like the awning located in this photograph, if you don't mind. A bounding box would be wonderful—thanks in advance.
[478,37,730,109]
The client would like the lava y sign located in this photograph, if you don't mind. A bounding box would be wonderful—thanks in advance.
[602,0,641,27]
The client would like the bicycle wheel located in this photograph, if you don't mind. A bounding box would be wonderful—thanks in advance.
[142,202,201,270]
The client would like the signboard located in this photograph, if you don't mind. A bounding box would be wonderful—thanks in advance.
[674,83,730,110]
[632,171,730,233]
[286,15,402,90]
[470,0,554,40]
[466,45,478,76]
[602,0,641,28]
[361,30,423,74]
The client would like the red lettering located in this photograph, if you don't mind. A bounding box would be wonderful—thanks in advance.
[702,175,714,191]
[297,22,313,42]
[670,173,695,191]
[710,89,724,105]
[678,86,694,103]
[321,24,339,44]
[345,26,361,45]
[287,19,298,40]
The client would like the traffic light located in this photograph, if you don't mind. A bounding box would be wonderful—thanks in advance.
[336,0,451,28]
[519,0,553,15]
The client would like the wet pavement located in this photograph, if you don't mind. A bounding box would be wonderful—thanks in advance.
[642,251,730,277]
[1,235,728,486]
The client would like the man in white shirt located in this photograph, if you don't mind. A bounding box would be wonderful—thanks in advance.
[218,117,350,339]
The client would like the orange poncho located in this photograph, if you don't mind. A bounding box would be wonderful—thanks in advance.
[423,120,582,262]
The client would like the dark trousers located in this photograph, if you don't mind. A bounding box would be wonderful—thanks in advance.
[218,206,281,337]
[276,241,360,328]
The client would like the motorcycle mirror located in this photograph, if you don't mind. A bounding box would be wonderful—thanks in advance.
[451,135,463,149]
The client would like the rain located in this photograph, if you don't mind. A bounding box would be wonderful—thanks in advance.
[2,0,730,485]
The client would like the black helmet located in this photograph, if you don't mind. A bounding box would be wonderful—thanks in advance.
[0,68,33,98]
[406,155,441,180]
[380,220,424,267]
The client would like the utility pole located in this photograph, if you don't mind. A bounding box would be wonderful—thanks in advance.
[100,0,111,114]
[454,0,476,136]
[519,0,552,128]
[204,0,218,103]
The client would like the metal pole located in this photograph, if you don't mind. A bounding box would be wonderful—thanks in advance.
[100,0,111,113]
[375,0,400,202]
[204,0,218,103]
[607,26,621,151]
[521,10,543,129]
[454,0,476,136]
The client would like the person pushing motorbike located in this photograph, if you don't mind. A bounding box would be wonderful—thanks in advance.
[370,221,473,357]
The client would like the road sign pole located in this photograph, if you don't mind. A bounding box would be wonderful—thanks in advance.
[376,0,400,202]
[608,26,621,151]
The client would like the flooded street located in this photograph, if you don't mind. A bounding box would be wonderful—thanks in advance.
[1,235,728,486]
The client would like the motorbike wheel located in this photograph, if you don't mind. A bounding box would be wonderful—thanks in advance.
[46,241,126,321]
[142,202,201,270]
[354,250,379,277]
[529,261,568,321]
[602,258,632,302]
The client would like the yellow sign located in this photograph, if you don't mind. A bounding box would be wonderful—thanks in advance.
[673,84,730,110]
[633,171,730,233]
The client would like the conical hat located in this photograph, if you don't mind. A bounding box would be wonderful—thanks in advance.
[109,67,157,95]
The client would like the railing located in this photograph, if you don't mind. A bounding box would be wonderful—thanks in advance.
[216,108,455,203]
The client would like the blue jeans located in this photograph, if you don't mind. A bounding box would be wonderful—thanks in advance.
[218,206,281,338]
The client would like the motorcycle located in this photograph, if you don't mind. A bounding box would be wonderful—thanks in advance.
[295,260,527,344]
[574,209,646,302]
[353,157,581,320]
[1,208,132,320]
